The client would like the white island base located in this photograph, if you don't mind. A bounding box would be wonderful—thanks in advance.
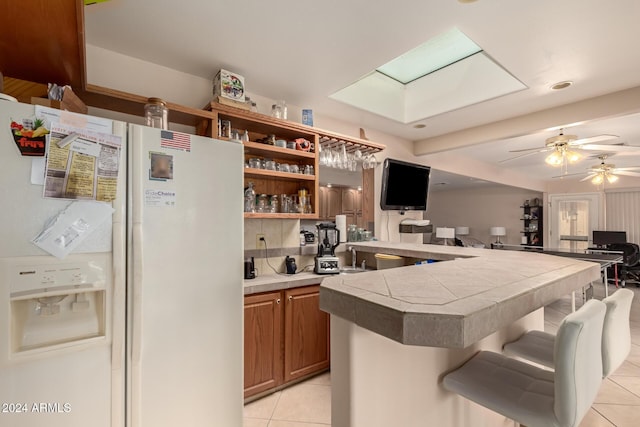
[330,309,544,427]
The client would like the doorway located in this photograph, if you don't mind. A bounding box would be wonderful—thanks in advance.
[549,193,602,250]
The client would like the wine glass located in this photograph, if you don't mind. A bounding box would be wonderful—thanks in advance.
[340,144,348,170]
[319,145,328,166]
[354,149,363,162]
[366,154,376,169]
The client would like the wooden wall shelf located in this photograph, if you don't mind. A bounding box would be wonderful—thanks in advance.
[78,84,216,127]
[244,213,319,220]
[245,169,316,182]
[243,141,316,160]
[206,102,385,154]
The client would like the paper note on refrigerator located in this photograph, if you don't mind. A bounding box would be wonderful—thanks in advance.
[30,158,46,185]
[32,201,115,258]
[43,123,122,202]
[35,105,113,134]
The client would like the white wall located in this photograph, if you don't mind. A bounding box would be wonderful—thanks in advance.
[426,186,543,246]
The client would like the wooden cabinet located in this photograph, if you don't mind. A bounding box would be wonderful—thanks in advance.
[204,103,320,219]
[341,188,358,212]
[341,188,363,227]
[284,286,330,382]
[319,185,363,226]
[318,186,342,220]
[244,292,283,397]
[244,285,329,399]
[326,187,342,219]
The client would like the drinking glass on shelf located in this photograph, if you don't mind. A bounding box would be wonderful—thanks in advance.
[280,194,291,213]
[349,154,357,171]
[269,195,279,213]
[249,158,261,169]
[328,149,338,168]
[340,145,348,170]
[319,145,327,166]
[364,154,377,169]
[256,194,268,213]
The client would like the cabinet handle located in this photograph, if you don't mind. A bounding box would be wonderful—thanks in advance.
[276,298,281,304]
[288,295,293,302]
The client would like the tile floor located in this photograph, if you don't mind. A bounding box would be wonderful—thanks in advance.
[244,285,640,427]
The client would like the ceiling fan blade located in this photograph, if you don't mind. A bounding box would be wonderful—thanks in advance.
[569,134,618,146]
[499,150,548,163]
[579,144,640,152]
[508,147,549,153]
[615,171,640,178]
[552,172,589,179]
[604,150,640,157]
[580,174,598,182]
[613,166,640,171]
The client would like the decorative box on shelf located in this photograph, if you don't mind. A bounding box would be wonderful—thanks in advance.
[213,69,246,102]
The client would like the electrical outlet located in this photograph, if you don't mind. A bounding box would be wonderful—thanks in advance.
[256,233,266,248]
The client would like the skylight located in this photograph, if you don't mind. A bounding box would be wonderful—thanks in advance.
[376,28,482,84]
[329,28,527,124]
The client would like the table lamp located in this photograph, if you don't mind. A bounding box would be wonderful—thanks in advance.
[455,227,469,236]
[436,227,455,246]
[490,226,506,245]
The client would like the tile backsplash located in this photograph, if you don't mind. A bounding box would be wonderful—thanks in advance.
[244,218,347,276]
[244,218,301,252]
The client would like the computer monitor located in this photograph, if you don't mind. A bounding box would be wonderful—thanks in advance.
[593,230,627,246]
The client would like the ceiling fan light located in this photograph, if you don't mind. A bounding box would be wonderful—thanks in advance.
[566,150,582,163]
[545,151,563,166]
[591,174,604,185]
[607,174,619,184]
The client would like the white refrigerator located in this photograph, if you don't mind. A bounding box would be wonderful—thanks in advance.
[0,101,243,427]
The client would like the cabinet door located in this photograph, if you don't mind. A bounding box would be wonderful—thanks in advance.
[244,291,283,398]
[355,191,363,227]
[341,188,357,213]
[319,186,328,219]
[327,188,342,219]
[284,286,330,382]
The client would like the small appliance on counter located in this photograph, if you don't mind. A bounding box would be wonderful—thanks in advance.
[285,256,297,274]
[303,231,315,244]
[244,257,256,279]
[314,222,340,274]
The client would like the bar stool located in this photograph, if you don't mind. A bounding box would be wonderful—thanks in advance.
[443,299,606,427]
[503,289,633,377]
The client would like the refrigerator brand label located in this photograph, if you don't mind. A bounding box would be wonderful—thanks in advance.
[144,189,176,207]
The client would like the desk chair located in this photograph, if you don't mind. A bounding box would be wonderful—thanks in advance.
[607,243,640,287]
[503,289,633,377]
[443,299,606,427]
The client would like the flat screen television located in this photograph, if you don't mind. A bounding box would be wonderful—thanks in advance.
[593,230,627,246]
[380,158,431,211]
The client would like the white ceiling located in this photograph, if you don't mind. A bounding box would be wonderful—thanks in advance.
[84,0,640,184]
[448,112,640,180]
[430,169,495,192]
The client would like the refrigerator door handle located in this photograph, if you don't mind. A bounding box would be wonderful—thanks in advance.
[131,222,144,365]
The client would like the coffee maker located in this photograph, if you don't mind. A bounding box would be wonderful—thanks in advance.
[244,257,256,279]
[314,223,340,274]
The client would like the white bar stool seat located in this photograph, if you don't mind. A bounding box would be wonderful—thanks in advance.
[504,289,634,377]
[443,299,606,427]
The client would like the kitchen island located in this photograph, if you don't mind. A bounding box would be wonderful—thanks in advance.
[319,242,601,427]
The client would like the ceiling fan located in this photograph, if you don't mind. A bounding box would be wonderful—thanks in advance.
[500,129,640,165]
[552,155,640,184]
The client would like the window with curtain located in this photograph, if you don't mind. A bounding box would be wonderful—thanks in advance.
[605,190,640,244]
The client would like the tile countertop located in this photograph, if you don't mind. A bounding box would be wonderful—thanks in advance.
[319,241,601,348]
[243,271,326,295]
